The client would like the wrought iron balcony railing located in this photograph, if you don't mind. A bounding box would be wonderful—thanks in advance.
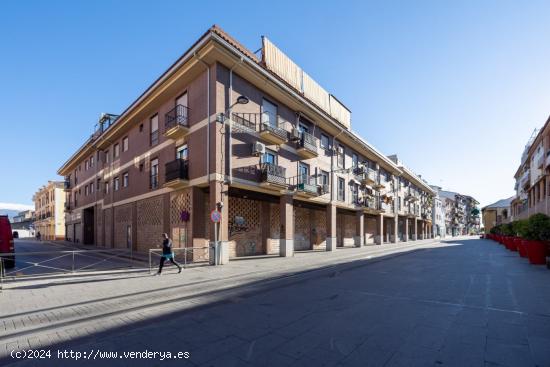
[260,163,287,187]
[165,159,189,183]
[165,105,190,130]
[288,175,320,195]
[298,131,319,154]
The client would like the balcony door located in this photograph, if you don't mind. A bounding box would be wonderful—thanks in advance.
[176,92,188,121]
[176,144,188,160]
[299,163,309,184]
[261,99,277,127]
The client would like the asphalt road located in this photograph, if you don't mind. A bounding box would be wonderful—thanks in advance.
[1,237,549,366]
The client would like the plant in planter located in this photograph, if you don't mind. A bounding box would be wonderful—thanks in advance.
[513,219,529,257]
[524,213,550,265]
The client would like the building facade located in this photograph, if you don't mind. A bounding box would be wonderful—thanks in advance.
[511,127,549,221]
[33,181,65,240]
[430,186,446,238]
[482,197,513,234]
[438,190,479,236]
[58,26,435,262]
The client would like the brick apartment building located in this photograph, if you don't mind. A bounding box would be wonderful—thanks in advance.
[58,26,435,262]
[33,181,66,240]
[511,125,550,220]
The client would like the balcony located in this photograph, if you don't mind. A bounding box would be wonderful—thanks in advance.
[360,168,377,186]
[296,131,319,159]
[231,112,257,132]
[64,202,71,211]
[405,193,418,202]
[373,176,386,190]
[164,105,190,139]
[259,163,287,189]
[519,170,530,189]
[64,179,71,191]
[289,175,320,197]
[164,159,189,189]
[546,151,550,168]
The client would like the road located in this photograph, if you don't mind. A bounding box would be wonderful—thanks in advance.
[1,237,549,366]
[2,239,137,276]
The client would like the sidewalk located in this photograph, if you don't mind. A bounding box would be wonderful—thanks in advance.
[0,237,445,359]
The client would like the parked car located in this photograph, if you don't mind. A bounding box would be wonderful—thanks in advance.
[0,215,15,268]
[12,231,18,238]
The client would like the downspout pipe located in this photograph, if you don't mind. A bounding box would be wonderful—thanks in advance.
[228,57,244,184]
[194,52,211,183]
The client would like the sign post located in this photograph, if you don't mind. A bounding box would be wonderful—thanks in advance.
[210,210,222,265]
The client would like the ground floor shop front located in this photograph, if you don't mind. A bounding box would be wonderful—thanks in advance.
[63,182,434,263]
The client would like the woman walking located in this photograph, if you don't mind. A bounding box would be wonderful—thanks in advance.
[157,233,182,275]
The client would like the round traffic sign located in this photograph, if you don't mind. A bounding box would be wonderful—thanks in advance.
[210,210,222,223]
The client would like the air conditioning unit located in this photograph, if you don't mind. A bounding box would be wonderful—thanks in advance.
[291,128,301,141]
[252,142,266,156]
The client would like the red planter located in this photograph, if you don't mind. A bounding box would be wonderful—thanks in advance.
[518,240,528,258]
[526,240,547,265]
[510,238,520,252]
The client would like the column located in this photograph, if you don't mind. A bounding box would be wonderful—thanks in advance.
[326,203,337,251]
[404,218,409,242]
[209,180,229,264]
[355,211,364,247]
[280,194,294,257]
[392,216,398,243]
[413,219,417,240]
[376,214,384,244]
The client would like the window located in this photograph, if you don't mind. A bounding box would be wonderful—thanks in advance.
[151,158,159,189]
[150,115,159,146]
[176,144,188,160]
[85,160,89,170]
[176,92,188,109]
[90,156,94,167]
[338,177,345,201]
[320,170,329,186]
[352,153,358,168]
[351,183,359,204]
[96,179,101,191]
[123,172,129,188]
[114,143,120,159]
[261,99,277,127]
[299,162,309,184]
[85,185,89,196]
[398,197,402,210]
[337,145,345,168]
[262,149,277,165]
[105,150,109,163]
[105,181,110,194]
[114,176,120,191]
[90,183,94,194]
[320,134,329,150]
[122,137,129,152]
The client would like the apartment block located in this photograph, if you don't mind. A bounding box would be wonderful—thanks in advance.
[57,26,435,262]
[33,181,65,240]
[511,126,550,220]
[438,190,479,236]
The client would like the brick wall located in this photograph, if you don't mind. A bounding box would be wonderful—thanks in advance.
[114,203,132,249]
[136,195,164,253]
[228,196,263,257]
[104,208,113,248]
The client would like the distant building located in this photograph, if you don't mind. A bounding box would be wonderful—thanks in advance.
[438,190,480,236]
[430,186,446,238]
[482,197,514,234]
[33,181,66,240]
[11,210,36,238]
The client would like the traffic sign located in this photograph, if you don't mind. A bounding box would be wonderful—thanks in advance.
[210,210,222,223]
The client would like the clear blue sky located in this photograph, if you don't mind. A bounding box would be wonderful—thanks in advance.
[1,0,549,208]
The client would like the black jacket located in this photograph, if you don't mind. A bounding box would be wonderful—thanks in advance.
[162,238,173,255]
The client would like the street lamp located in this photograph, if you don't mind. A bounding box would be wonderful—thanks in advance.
[235,95,249,105]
